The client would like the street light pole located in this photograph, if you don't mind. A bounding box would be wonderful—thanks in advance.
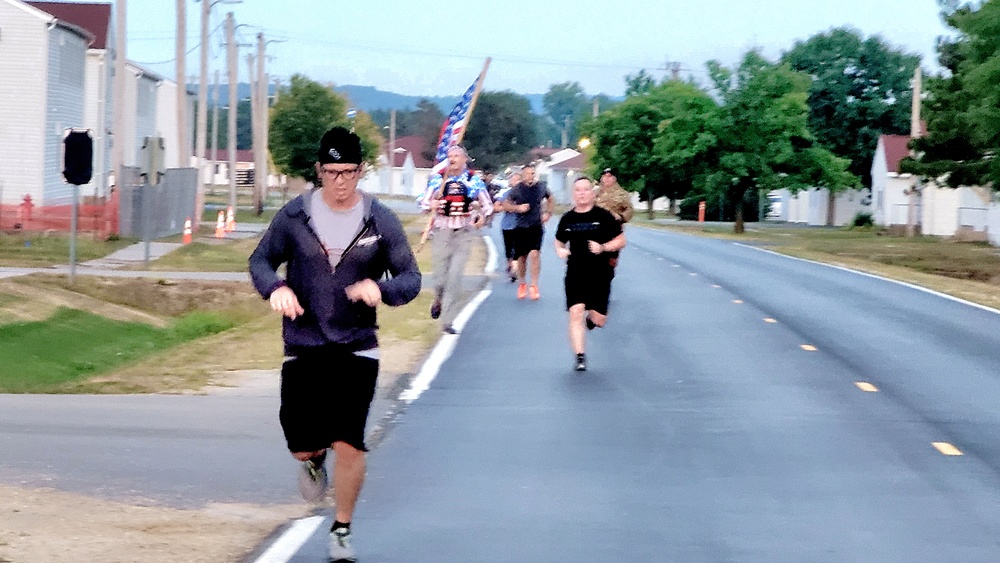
[226,12,237,212]
[175,0,187,168]
[194,0,210,229]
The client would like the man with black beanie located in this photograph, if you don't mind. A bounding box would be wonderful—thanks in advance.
[249,126,421,562]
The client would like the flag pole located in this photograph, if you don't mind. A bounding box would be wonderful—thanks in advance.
[454,57,491,146]
[417,58,491,252]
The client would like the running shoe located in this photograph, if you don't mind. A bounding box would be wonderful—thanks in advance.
[586,317,597,331]
[329,527,357,562]
[430,297,442,319]
[517,283,528,300]
[528,285,540,300]
[574,353,587,372]
[443,324,458,335]
[297,457,328,504]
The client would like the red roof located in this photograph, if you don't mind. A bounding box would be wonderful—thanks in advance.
[27,2,111,50]
[385,135,434,168]
[880,135,911,174]
[205,149,254,163]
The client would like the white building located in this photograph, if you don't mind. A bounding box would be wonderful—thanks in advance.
[871,134,918,227]
[770,187,871,226]
[0,0,92,205]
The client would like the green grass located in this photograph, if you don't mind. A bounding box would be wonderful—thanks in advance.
[141,238,259,272]
[0,233,136,268]
[0,307,236,393]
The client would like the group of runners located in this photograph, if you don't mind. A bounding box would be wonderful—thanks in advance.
[249,129,634,561]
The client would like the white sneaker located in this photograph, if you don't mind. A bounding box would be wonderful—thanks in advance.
[297,458,328,504]
[329,527,357,562]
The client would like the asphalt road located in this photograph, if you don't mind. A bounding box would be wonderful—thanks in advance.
[5,221,1000,562]
[283,223,1000,562]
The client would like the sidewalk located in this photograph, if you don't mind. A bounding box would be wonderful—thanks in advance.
[0,225,261,281]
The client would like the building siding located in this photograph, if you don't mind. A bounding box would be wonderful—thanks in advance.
[0,1,48,204]
[43,24,87,204]
[82,50,112,196]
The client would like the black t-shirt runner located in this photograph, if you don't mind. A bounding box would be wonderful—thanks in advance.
[508,181,551,228]
[555,206,622,275]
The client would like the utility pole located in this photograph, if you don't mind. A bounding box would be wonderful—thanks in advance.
[255,32,266,215]
[592,97,599,118]
[247,52,259,213]
[211,69,219,191]
[273,76,281,103]
[175,0,187,167]
[111,0,126,187]
[905,66,922,238]
[659,60,682,80]
[388,108,396,194]
[561,115,570,149]
[193,0,210,229]
[225,11,237,212]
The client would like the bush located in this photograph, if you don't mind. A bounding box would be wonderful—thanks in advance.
[850,212,874,229]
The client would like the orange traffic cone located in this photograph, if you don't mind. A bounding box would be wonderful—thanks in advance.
[215,211,225,238]
[182,217,192,245]
[225,206,236,232]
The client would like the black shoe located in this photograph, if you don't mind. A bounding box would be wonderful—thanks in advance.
[443,324,458,335]
[574,353,586,372]
[585,317,597,331]
[430,298,442,319]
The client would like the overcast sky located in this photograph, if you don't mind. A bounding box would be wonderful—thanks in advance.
[104,0,953,97]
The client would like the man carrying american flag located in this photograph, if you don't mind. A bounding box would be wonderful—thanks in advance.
[416,61,494,335]
[418,145,493,334]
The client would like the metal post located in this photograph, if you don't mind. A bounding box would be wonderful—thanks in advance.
[194,0,210,229]
[246,52,257,212]
[111,0,126,192]
[70,185,78,283]
[255,33,266,214]
[212,68,219,197]
[388,109,396,194]
[226,12,237,212]
[176,0,187,167]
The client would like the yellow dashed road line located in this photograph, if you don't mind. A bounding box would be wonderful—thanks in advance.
[801,344,818,352]
[764,318,777,323]
[855,382,879,392]
[932,442,963,456]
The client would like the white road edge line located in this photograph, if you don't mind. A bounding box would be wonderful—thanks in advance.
[251,515,325,563]
[400,234,497,404]
[735,243,1000,316]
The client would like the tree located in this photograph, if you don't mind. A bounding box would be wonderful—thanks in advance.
[269,74,382,182]
[543,81,589,148]
[624,69,656,96]
[903,0,1000,190]
[370,99,446,163]
[782,27,920,223]
[463,90,537,172]
[705,51,858,232]
[585,82,684,217]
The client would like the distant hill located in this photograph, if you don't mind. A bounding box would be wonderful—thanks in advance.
[201,82,547,114]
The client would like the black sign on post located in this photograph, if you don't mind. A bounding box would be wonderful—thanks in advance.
[63,129,93,186]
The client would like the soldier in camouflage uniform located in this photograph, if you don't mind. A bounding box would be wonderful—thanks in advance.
[595,168,633,269]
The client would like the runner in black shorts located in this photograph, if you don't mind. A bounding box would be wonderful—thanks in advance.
[503,163,553,300]
[554,177,626,372]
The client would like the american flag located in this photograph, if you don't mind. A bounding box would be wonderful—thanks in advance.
[431,75,482,174]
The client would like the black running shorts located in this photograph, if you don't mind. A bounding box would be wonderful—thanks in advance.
[511,225,544,259]
[502,228,517,261]
[279,344,379,453]
[564,267,613,315]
